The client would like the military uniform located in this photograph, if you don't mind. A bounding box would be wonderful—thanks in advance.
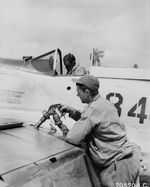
[65,94,140,186]
[68,64,88,75]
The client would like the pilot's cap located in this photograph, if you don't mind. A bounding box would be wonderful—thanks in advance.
[72,75,99,92]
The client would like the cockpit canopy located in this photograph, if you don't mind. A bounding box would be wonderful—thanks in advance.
[0,48,65,76]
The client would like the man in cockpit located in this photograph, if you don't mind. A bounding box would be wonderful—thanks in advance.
[63,53,88,75]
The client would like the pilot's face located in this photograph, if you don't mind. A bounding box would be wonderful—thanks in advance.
[64,60,75,72]
[64,62,72,71]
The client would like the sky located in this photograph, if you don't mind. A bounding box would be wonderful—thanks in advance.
[0,0,150,69]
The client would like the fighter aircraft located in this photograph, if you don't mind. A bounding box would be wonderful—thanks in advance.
[0,48,149,186]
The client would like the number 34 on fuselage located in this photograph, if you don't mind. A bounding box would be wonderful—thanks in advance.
[90,66,150,155]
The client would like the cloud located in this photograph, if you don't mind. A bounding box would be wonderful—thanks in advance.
[0,0,150,69]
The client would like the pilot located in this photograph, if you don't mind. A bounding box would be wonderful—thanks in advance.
[52,75,141,187]
[63,53,88,75]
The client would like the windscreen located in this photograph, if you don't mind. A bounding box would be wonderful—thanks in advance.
[31,49,62,76]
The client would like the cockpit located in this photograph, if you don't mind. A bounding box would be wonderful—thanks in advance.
[23,48,64,76]
[0,48,89,76]
[0,48,66,76]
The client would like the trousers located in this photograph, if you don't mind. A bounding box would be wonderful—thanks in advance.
[98,145,140,187]
[89,145,141,187]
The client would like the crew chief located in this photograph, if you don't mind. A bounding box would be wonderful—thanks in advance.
[52,75,141,187]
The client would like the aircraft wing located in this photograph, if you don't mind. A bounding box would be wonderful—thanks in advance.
[0,119,100,187]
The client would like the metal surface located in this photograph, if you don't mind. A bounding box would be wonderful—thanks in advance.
[0,123,101,187]
[0,124,74,175]
[2,151,96,187]
[0,118,23,130]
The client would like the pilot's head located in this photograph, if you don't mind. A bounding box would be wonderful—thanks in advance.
[63,53,76,73]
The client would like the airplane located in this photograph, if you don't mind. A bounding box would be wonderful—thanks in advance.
[0,48,149,186]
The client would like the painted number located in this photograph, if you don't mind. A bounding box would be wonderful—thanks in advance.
[127,97,147,124]
[106,93,123,117]
[106,93,147,124]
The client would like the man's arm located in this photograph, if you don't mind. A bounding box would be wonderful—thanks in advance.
[61,105,81,121]
[65,117,92,145]
[68,109,81,121]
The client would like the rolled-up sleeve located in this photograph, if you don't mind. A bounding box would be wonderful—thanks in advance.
[69,109,81,121]
[65,117,92,145]
[65,102,103,145]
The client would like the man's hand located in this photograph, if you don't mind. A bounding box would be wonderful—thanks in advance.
[61,105,74,116]
[52,110,62,126]
[52,110,69,136]
[61,104,81,121]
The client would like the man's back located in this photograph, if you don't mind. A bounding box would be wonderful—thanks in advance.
[82,95,134,167]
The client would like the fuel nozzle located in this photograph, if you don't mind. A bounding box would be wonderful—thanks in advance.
[52,110,69,136]
[34,104,69,136]
[34,109,53,129]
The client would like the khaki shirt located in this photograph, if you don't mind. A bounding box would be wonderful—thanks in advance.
[66,94,133,167]
[69,64,88,75]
